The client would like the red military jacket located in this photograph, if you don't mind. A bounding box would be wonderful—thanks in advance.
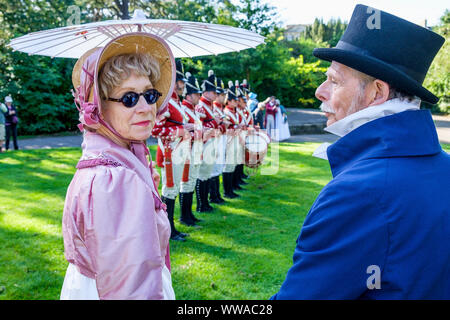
[195,96,219,130]
[243,107,254,126]
[153,91,188,167]
[182,99,203,141]
[181,99,197,124]
[213,101,227,134]
[224,105,240,129]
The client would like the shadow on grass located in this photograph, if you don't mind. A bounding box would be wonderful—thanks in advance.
[0,222,65,300]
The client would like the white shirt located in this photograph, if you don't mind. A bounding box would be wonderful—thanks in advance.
[313,98,421,160]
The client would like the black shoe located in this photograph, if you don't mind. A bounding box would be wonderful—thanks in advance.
[170,233,186,241]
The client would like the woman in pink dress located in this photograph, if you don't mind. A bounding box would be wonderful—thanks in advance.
[60,33,176,300]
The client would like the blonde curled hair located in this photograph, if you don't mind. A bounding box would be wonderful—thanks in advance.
[95,53,161,148]
[98,52,161,101]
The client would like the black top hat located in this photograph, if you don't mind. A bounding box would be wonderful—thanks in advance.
[184,72,202,96]
[201,70,220,93]
[176,60,187,82]
[226,81,238,101]
[313,4,445,104]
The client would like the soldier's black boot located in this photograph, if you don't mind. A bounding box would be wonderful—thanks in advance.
[238,164,248,185]
[240,164,249,180]
[209,176,225,204]
[162,196,186,241]
[195,179,203,213]
[187,191,202,223]
[223,172,239,198]
[232,167,244,190]
[179,192,197,226]
[215,175,226,204]
[202,179,214,212]
[237,164,248,185]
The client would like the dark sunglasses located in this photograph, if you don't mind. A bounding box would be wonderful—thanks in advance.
[107,88,162,108]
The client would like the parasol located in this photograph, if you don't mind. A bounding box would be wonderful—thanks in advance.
[8,10,265,59]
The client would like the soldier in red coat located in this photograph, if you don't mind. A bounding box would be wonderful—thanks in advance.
[222,81,243,198]
[152,60,192,241]
[194,70,221,212]
[179,72,204,226]
[234,80,250,188]
[209,78,228,205]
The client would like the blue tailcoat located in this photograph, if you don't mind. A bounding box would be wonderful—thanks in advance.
[271,110,450,299]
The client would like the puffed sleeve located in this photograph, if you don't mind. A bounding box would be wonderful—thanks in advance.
[84,166,165,300]
[270,176,388,300]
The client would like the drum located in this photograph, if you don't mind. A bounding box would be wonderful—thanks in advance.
[244,131,271,168]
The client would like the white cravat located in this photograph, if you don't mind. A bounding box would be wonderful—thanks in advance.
[313,98,421,160]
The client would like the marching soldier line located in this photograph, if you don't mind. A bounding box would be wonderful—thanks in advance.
[152,60,270,241]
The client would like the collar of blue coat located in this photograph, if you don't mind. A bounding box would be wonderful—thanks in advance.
[326,108,442,177]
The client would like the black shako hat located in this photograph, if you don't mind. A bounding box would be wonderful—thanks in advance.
[242,79,251,94]
[226,81,238,101]
[216,78,225,94]
[201,70,220,93]
[176,60,187,82]
[313,4,445,104]
[184,72,202,96]
[235,80,245,98]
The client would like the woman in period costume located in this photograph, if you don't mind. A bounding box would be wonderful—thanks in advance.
[60,33,176,300]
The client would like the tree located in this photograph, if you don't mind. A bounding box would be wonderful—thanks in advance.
[422,10,449,113]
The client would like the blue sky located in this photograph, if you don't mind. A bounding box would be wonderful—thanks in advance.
[264,0,448,27]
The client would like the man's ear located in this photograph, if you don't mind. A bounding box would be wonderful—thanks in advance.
[368,79,390,107]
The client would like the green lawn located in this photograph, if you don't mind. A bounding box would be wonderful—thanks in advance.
[0,143,449,300]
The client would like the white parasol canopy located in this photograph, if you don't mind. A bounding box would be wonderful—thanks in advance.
[8,10,265,59]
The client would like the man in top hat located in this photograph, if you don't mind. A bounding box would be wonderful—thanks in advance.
[222,81,243,199]
[152,59,192,241]
[209,78,228,205]
[194,70,221,212]
[271,4,449,299]
[179,72,204,226]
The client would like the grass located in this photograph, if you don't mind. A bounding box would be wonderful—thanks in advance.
[0,143,449,300]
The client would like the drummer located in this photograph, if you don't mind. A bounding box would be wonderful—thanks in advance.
[209,78,228,205]
[152,59,192,241]
[222,81,242,198]
[233,80,249,188]
[239,80,253,180]
[179,72,204,225]
[194,70,221,213]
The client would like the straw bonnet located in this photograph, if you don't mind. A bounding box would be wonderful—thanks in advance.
[72,32,175,129]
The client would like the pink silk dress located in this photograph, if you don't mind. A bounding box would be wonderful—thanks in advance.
[61,131,174,300]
